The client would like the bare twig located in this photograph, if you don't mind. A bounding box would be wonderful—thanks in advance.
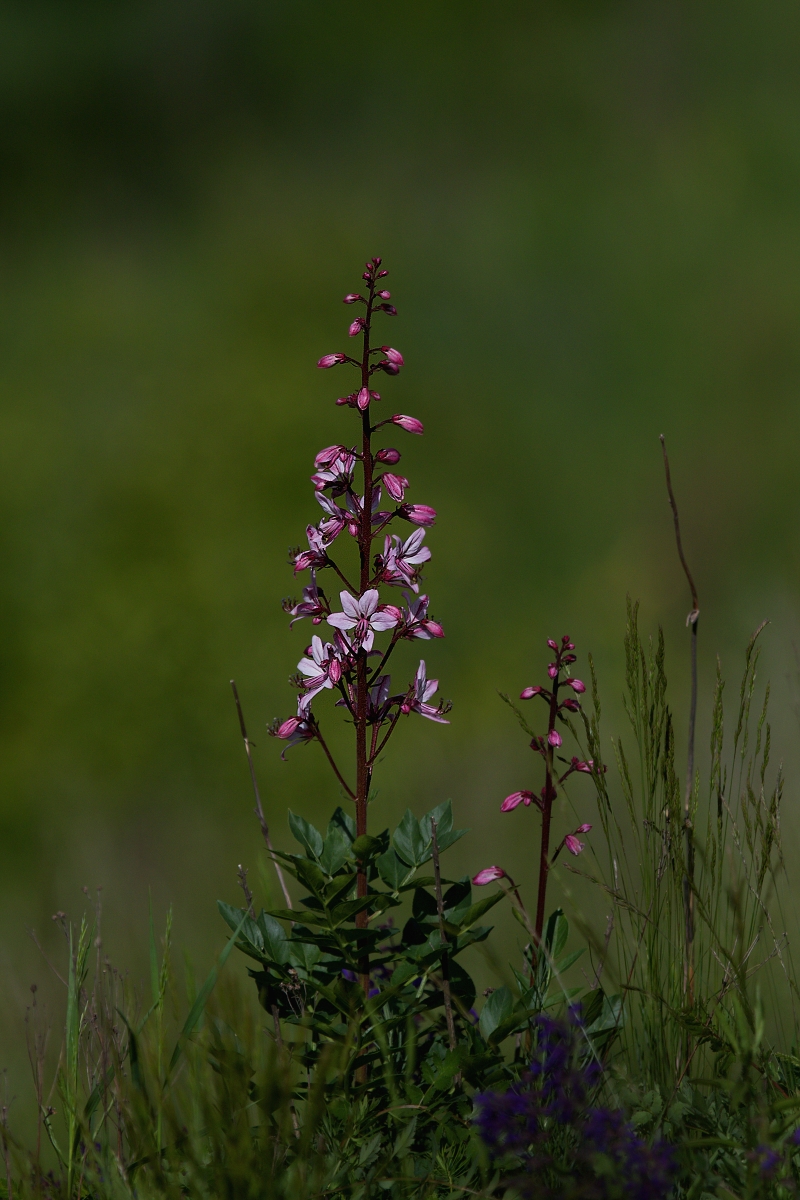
[659,434,698,1015]
[430,819,458,1064]
[230,681,293,911]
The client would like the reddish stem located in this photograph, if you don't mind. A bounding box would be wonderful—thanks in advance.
[355,276,376,1000]
[534,678,560,952]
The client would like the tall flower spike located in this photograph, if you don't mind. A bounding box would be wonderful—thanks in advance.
[272,258,448,1001]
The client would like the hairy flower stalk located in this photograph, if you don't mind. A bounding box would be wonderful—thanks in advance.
[271,257,449,998]
[501,636,599,955]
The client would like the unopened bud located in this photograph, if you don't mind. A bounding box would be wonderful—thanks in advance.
[357,387,371,411]
[343,293,363,304]
[548,729,562,748]
[317,353,346,369]
[376,447,401,464]
[472,866,506,886]
[566,678,585,693]
[381,346,404,366]
[398,504,436,526]
[520,685,542,700]
[348,318,366,337]
[391,414,424,434]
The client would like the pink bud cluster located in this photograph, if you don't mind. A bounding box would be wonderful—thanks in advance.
[271,257,450,783]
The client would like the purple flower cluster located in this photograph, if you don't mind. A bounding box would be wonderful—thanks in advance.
[475,1012,676,1199]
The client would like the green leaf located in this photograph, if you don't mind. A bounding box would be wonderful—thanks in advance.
[393,809,426,867]
[412,886,438,920]
[217,901,266,962]
[392,1116,417,1160]
[479,986,514,1041]
[351,833,385,859]
[544,908,569,959]
[293,857,328,897]
[256,912,291,964]
[166,909,248,1079]
[420,799,454,838]
[329,806,356,842]
[288,811,324,860]
[451,891,503,930]
[287,941,321,972]
[376,848,413,891]
[320,824,352,875]
[555,947,585,975]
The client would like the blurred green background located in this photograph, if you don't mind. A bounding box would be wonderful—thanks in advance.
[2,0,800,1119]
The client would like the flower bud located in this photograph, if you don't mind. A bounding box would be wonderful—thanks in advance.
[424,620,445,638]
[372,256,382,266]
[381,346,404,366]
[520,685,542,700]
[547,664,558,678]
[391,414,424,434]
[274,717,301,739]
[548,729,562,748]
[348,318,366,337]
[560,698,580,712]
[376,290,391,299]
[575,823,592,833]
[547,639,558,651]
[357,387,371,411]
[362,271,370,281]
[317,353,346,369]
[564,834,585,856]
[399,504,436,526]
[376,447,401,464]
[501,790,534,812]
[378,360,400,375]
[382,472,409,502]
[566,678,586,693]
[370,390,381,402]
[378,303,397,315]
[472,866,506,886]
[343,293,363,304]
[377,269,389,277]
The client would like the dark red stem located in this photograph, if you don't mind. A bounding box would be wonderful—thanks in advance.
[534,677,560,952]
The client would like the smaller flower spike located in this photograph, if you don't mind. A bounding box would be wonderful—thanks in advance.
[391,414,424,434]
[317,353,346,369]
[473,866,505,886]
[398,503,436,526]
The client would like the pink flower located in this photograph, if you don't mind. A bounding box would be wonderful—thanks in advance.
[381,346,404,366]
[376,447,401,465]
[294,525,328,573]
[472,866,506,886]
[348,317,366,337]
[564,834,586,856]
[326,588,399,652]
[317,353,346,369]
[400,592,444,640]
[285,576,326,627]
[357,386,371,411]
[398,504,436,526]
[575,823,592,833]
[269,712,315,758]
[548,729,562,748]
[297,636,343,714]
[377,528,431,592]
[314,444,347,469]
[565,678,586,693]
[391,414,424,434]
[315,492,348,542]
[501,790,536,812]
[382,472,409,502]
[311,449,356,495]
[401,660,450,723]
[520,685,544,700]
[343,293,363,304]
